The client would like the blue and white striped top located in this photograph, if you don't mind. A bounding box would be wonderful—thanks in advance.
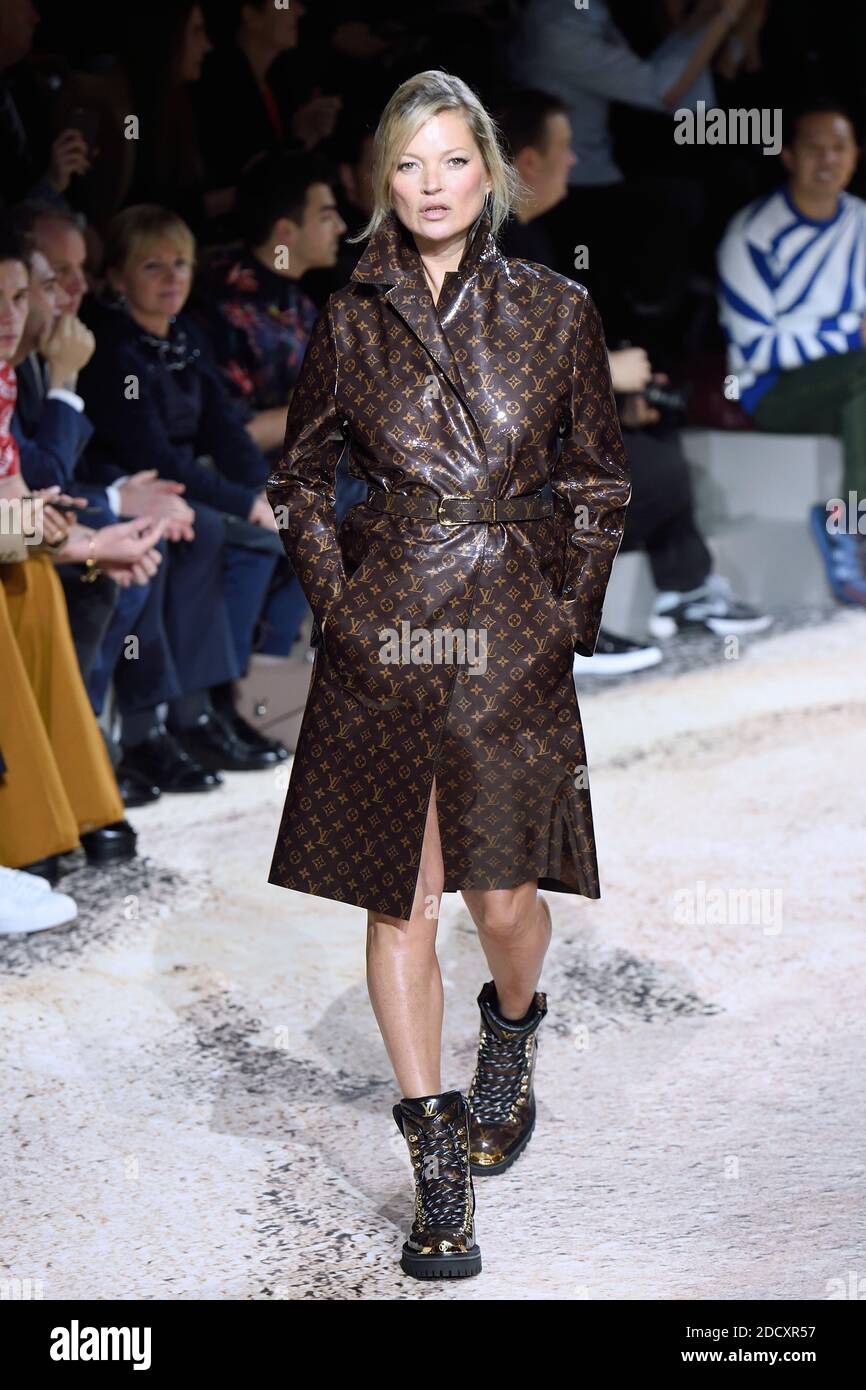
[716,187,866,413]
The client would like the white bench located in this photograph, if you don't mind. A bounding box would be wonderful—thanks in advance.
[601,429,845,637]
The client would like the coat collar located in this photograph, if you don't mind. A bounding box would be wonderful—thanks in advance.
[350,201,500,293]
[349,204,501,461]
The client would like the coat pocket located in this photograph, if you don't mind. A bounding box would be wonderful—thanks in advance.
[320,531,390,656]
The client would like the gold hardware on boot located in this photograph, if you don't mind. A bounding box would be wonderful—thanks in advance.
[467,981,548,1175]
[392,1089,482,1278]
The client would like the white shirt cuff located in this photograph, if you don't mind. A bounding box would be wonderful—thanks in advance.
[105,477,128,516]
[46,387,85,412]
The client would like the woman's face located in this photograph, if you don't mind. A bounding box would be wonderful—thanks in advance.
[390,109,492,250]
[0,259,29,362]
[111,238,193,321]
[179,4,212,83]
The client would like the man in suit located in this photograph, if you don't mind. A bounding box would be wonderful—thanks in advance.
[12,204,278,794]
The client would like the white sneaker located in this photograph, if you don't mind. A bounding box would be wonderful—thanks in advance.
[0,866,78,933]
[649,573,773,638]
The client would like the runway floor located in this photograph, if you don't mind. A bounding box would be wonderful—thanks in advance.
[3,608,864,1299]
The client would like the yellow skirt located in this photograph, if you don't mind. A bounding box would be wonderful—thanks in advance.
[0,552,125,867]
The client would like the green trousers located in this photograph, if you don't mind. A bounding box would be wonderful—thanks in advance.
[752,348,866,498]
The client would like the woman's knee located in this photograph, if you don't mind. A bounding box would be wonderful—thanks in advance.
[472,886,534,938]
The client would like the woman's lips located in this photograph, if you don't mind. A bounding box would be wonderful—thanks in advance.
[420,206,450,220]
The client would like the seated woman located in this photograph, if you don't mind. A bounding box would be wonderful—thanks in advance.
[77,203,289,765]
[0,220,138,886]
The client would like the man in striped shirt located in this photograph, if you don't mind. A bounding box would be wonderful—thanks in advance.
[717,100,866,605]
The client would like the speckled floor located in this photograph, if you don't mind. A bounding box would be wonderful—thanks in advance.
[2,609,864,1300]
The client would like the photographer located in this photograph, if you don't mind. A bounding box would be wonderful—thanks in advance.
[608,344,770,663]
[496,87,770,674]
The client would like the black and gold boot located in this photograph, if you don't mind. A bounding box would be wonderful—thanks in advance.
[467,981,548,1175]
[392,1090,482,1279]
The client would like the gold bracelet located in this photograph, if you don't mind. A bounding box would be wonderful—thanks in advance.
[80,532,103,583]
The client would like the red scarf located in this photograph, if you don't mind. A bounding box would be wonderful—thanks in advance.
[0,360,20,478]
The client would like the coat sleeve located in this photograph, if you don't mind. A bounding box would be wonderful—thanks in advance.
[551,289,632,658]
[265,300,347,628]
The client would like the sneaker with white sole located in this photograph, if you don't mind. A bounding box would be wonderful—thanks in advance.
[0,865,78,934]
[648,572,773,638]
[573,628,663,675]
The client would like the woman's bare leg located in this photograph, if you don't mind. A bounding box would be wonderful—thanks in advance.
[460,882,552,1019]
[366,775,446,1098]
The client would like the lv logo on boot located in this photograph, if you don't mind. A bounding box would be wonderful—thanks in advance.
[392,1089,482,1279]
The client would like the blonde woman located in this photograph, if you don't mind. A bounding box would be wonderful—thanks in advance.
[267,71,630,1279]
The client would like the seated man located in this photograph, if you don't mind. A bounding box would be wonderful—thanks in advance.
[718,99,866,606]
[190,151,359,657]
[495,86,769,676]
[191,152,345,462]
[23,202,285,789]
[10,210,157,684]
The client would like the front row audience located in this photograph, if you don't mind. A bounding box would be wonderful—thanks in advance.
[4,91,864,933]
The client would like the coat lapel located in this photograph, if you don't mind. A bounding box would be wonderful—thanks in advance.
[350,204,502,443]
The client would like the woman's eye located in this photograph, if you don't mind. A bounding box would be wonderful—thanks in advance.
[396,156,469,171]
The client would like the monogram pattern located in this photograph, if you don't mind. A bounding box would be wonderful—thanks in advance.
[266,204,631,920]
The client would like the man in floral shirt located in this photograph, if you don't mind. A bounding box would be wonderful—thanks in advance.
[191,152,358,656]
[192,152,346,466]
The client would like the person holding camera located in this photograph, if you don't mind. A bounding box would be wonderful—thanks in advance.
[496,87,771,675]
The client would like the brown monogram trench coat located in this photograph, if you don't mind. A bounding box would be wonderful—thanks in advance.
[266,203,631,920]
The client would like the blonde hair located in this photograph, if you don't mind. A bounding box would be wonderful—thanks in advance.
[346,69,524,244]
[103,204,196,273]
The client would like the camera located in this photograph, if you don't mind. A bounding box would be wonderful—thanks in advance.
[643,379,691,422]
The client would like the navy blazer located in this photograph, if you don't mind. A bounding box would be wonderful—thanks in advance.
[77,295,266,519]
[13,354,94,489]
[12,355,117,527]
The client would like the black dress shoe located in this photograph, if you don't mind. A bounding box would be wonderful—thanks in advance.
[172,709,281,772]
[80,820,137,865]
[119,726,223,794]
[19,855,62,887]
[118,768,161,808]
[224,708,289,761]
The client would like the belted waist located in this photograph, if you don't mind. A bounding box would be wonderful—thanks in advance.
[366,484,553,525]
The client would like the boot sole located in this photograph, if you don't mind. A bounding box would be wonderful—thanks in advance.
[400,1245,482,1278]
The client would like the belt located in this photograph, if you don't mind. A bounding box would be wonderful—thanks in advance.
[366,485,553,525]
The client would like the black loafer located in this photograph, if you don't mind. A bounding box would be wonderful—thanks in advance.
[118,768,161,807]
[225,708,289,761]
[19,855,62,888]
[172,710,281,772]
[80,820,137,865]
[119,726,223,794]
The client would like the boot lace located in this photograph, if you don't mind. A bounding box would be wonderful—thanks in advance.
[409,1111,471,1232]
[469,1026,532,1123]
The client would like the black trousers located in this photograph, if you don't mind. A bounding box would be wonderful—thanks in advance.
[619,428,711,594]
[56,566,118,682]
